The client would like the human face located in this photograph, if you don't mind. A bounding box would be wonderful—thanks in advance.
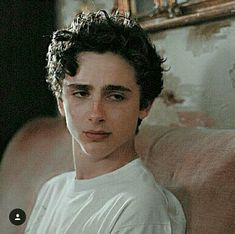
[57,52,150,160]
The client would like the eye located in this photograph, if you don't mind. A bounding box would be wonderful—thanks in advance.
[73,90,89,98]
[108,93,125,102]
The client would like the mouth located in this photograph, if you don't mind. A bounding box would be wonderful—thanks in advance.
[83,131,111,141]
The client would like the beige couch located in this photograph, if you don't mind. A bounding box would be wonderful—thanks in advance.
[0,117,234,234]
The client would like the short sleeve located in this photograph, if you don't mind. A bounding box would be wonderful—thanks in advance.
[110,185,186,234]
[162,188,186,234]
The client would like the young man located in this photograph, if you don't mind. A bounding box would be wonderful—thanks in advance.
[25,10,185,233]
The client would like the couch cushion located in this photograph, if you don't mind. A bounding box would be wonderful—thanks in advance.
[136,125,235,234]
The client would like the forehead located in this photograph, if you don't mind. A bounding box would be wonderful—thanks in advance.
[63,52,136,87]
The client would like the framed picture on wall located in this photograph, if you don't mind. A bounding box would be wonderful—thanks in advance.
[129,0,235,31]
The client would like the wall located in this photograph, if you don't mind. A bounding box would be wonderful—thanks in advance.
[56,0,113,27]
[56,0,235,129]
[147,18,235,129]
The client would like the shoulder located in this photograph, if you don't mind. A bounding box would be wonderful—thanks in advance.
[133,162,185,217]
[40,171,75,195]
[127,160,168,204]
[116,160,169,219]
[45,171,75,186]
[119,160,185,226]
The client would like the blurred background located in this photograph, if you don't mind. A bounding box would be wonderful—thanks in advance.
[1,0,235,161]
[0,1,57,160]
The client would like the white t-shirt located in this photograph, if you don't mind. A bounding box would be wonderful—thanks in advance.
[25,158,185,234]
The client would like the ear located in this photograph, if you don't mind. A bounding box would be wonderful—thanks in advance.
[56,97,65,117]
[138,102,153,120]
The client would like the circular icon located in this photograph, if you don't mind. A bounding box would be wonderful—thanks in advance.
[9,208,26,225]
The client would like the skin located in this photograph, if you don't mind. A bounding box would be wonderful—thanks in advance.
[57,52,151,180]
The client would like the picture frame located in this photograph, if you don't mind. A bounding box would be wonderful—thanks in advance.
[129,0,235,32]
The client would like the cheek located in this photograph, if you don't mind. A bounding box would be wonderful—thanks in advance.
[63,102,83,128]
[63,99,84,118]
[110,105,139,134]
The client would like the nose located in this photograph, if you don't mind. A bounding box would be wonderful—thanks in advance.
[88,100,105,123]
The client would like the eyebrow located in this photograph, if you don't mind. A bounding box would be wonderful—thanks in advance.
[66,84,132,93]
[104,85,131,92]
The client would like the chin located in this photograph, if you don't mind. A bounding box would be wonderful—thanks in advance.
[80,143,114,159]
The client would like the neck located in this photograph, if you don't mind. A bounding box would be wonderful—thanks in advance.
[72,138,138,180]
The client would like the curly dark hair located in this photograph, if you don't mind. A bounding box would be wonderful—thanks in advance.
[46,10,164,131]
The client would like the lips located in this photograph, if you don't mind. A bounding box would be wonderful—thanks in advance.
[83,130,111,140]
